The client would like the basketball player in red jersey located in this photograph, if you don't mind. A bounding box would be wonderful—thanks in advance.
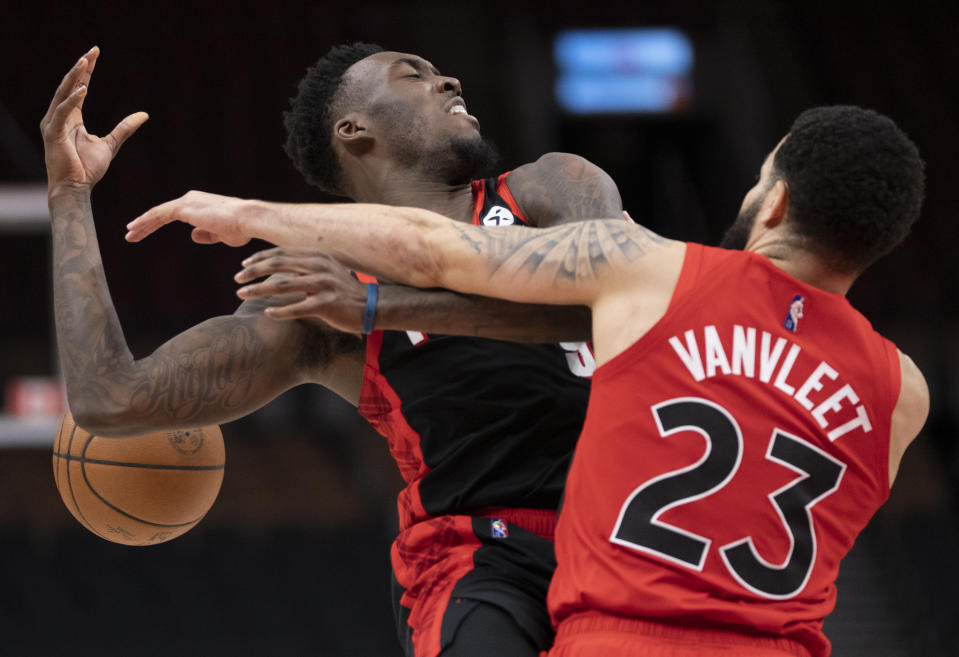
[42,46,621,657]
[130,105,928,657]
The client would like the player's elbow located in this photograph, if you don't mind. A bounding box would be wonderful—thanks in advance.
[67,395,148,437]
[68,401,122,437]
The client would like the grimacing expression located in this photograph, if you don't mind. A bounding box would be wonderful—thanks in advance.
[341,51,497,182]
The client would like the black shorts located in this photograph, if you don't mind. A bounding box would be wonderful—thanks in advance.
[391,510,558,657]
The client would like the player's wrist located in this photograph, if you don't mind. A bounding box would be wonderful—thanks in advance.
[47,181,93,206]
[239,198,280,242]
[361,282,379,334]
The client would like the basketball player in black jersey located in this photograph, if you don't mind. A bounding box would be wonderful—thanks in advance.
[43,45,622,657]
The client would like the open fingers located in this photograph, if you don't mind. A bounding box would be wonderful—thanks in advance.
[103,111,149,157]
[236,274,327,300]
[46,84,88,139]
[42,53,89,128]
[75,46,100,111]
[240,247,325,268]
[240,247,282,267]
[125,199,184,241]
[262,297,326,321]
[235,252,333,284]
[79,46,100,93]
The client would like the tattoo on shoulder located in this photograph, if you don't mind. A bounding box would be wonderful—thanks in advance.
[511,155,622,224]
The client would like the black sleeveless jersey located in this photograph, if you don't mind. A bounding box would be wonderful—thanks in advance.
[357,173,593,530]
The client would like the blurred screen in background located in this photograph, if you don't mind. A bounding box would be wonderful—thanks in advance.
[554,28,694,114]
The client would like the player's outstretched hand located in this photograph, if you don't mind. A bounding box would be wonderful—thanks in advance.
[235,247,367,333]
[126,190,253,247]
[41,46,148,197]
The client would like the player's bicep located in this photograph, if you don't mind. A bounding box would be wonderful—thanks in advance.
[120,313,309,428]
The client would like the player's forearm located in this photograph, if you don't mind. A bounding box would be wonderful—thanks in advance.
[49,188,141,430]
[237,199,618,307]
[244,200,455,289]
[377,284,591,342]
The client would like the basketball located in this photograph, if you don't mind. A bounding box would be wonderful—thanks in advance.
[52,411,225,546]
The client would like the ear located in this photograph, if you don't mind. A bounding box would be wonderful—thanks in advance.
[333,112,374,150]
[758,179,789,228]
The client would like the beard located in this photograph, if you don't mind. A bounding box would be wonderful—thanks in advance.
[446,134,500,181]
[392,132,499,183]
[719,195,761,250]
[378,106,500,183]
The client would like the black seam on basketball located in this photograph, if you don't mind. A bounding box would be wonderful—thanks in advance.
[51,452,224,471]
[53,419,64,489]
[78,439,206,530]
[64,424,108,540]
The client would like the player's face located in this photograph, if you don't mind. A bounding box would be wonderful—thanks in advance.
[720,143,780,250]
[346,51,497,181]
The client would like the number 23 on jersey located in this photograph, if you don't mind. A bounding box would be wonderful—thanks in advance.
[610,397,846,600]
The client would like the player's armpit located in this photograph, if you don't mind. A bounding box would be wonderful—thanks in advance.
[888,350,930,486]
[505,152,624,228]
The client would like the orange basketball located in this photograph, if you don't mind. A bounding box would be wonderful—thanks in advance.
[52,411,225,546]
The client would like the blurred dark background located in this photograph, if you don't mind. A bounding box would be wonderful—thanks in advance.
[0,0,956,655]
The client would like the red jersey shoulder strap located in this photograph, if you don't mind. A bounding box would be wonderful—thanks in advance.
[471,172,530,225]
[495,172,529,223]
[470,179,487,225]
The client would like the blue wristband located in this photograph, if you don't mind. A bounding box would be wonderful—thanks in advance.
[361,282,379,335]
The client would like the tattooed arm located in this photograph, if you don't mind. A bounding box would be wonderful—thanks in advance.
[124,154,618,343]
[128,193,678,306]
[505,152,623,228]
[42,48,363,436]
[211,153,617,342]
[126,193,688,361]
[48,189,363,436]
[254,209,676,305]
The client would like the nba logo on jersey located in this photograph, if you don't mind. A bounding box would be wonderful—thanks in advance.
[784,295,805,332]
[482,206,515,226]
[490,518,508,538]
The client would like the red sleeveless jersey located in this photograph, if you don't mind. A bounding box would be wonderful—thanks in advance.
[547,243,901,657]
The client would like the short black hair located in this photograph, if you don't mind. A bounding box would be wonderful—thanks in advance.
[283,42,383,195]
[773,105,925,271]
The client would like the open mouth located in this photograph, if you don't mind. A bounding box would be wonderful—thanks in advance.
[445,98,480,129]
[446,98,469,115]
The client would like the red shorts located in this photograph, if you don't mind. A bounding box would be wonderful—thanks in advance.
[392,509,558,657]
[548,612,813,657]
